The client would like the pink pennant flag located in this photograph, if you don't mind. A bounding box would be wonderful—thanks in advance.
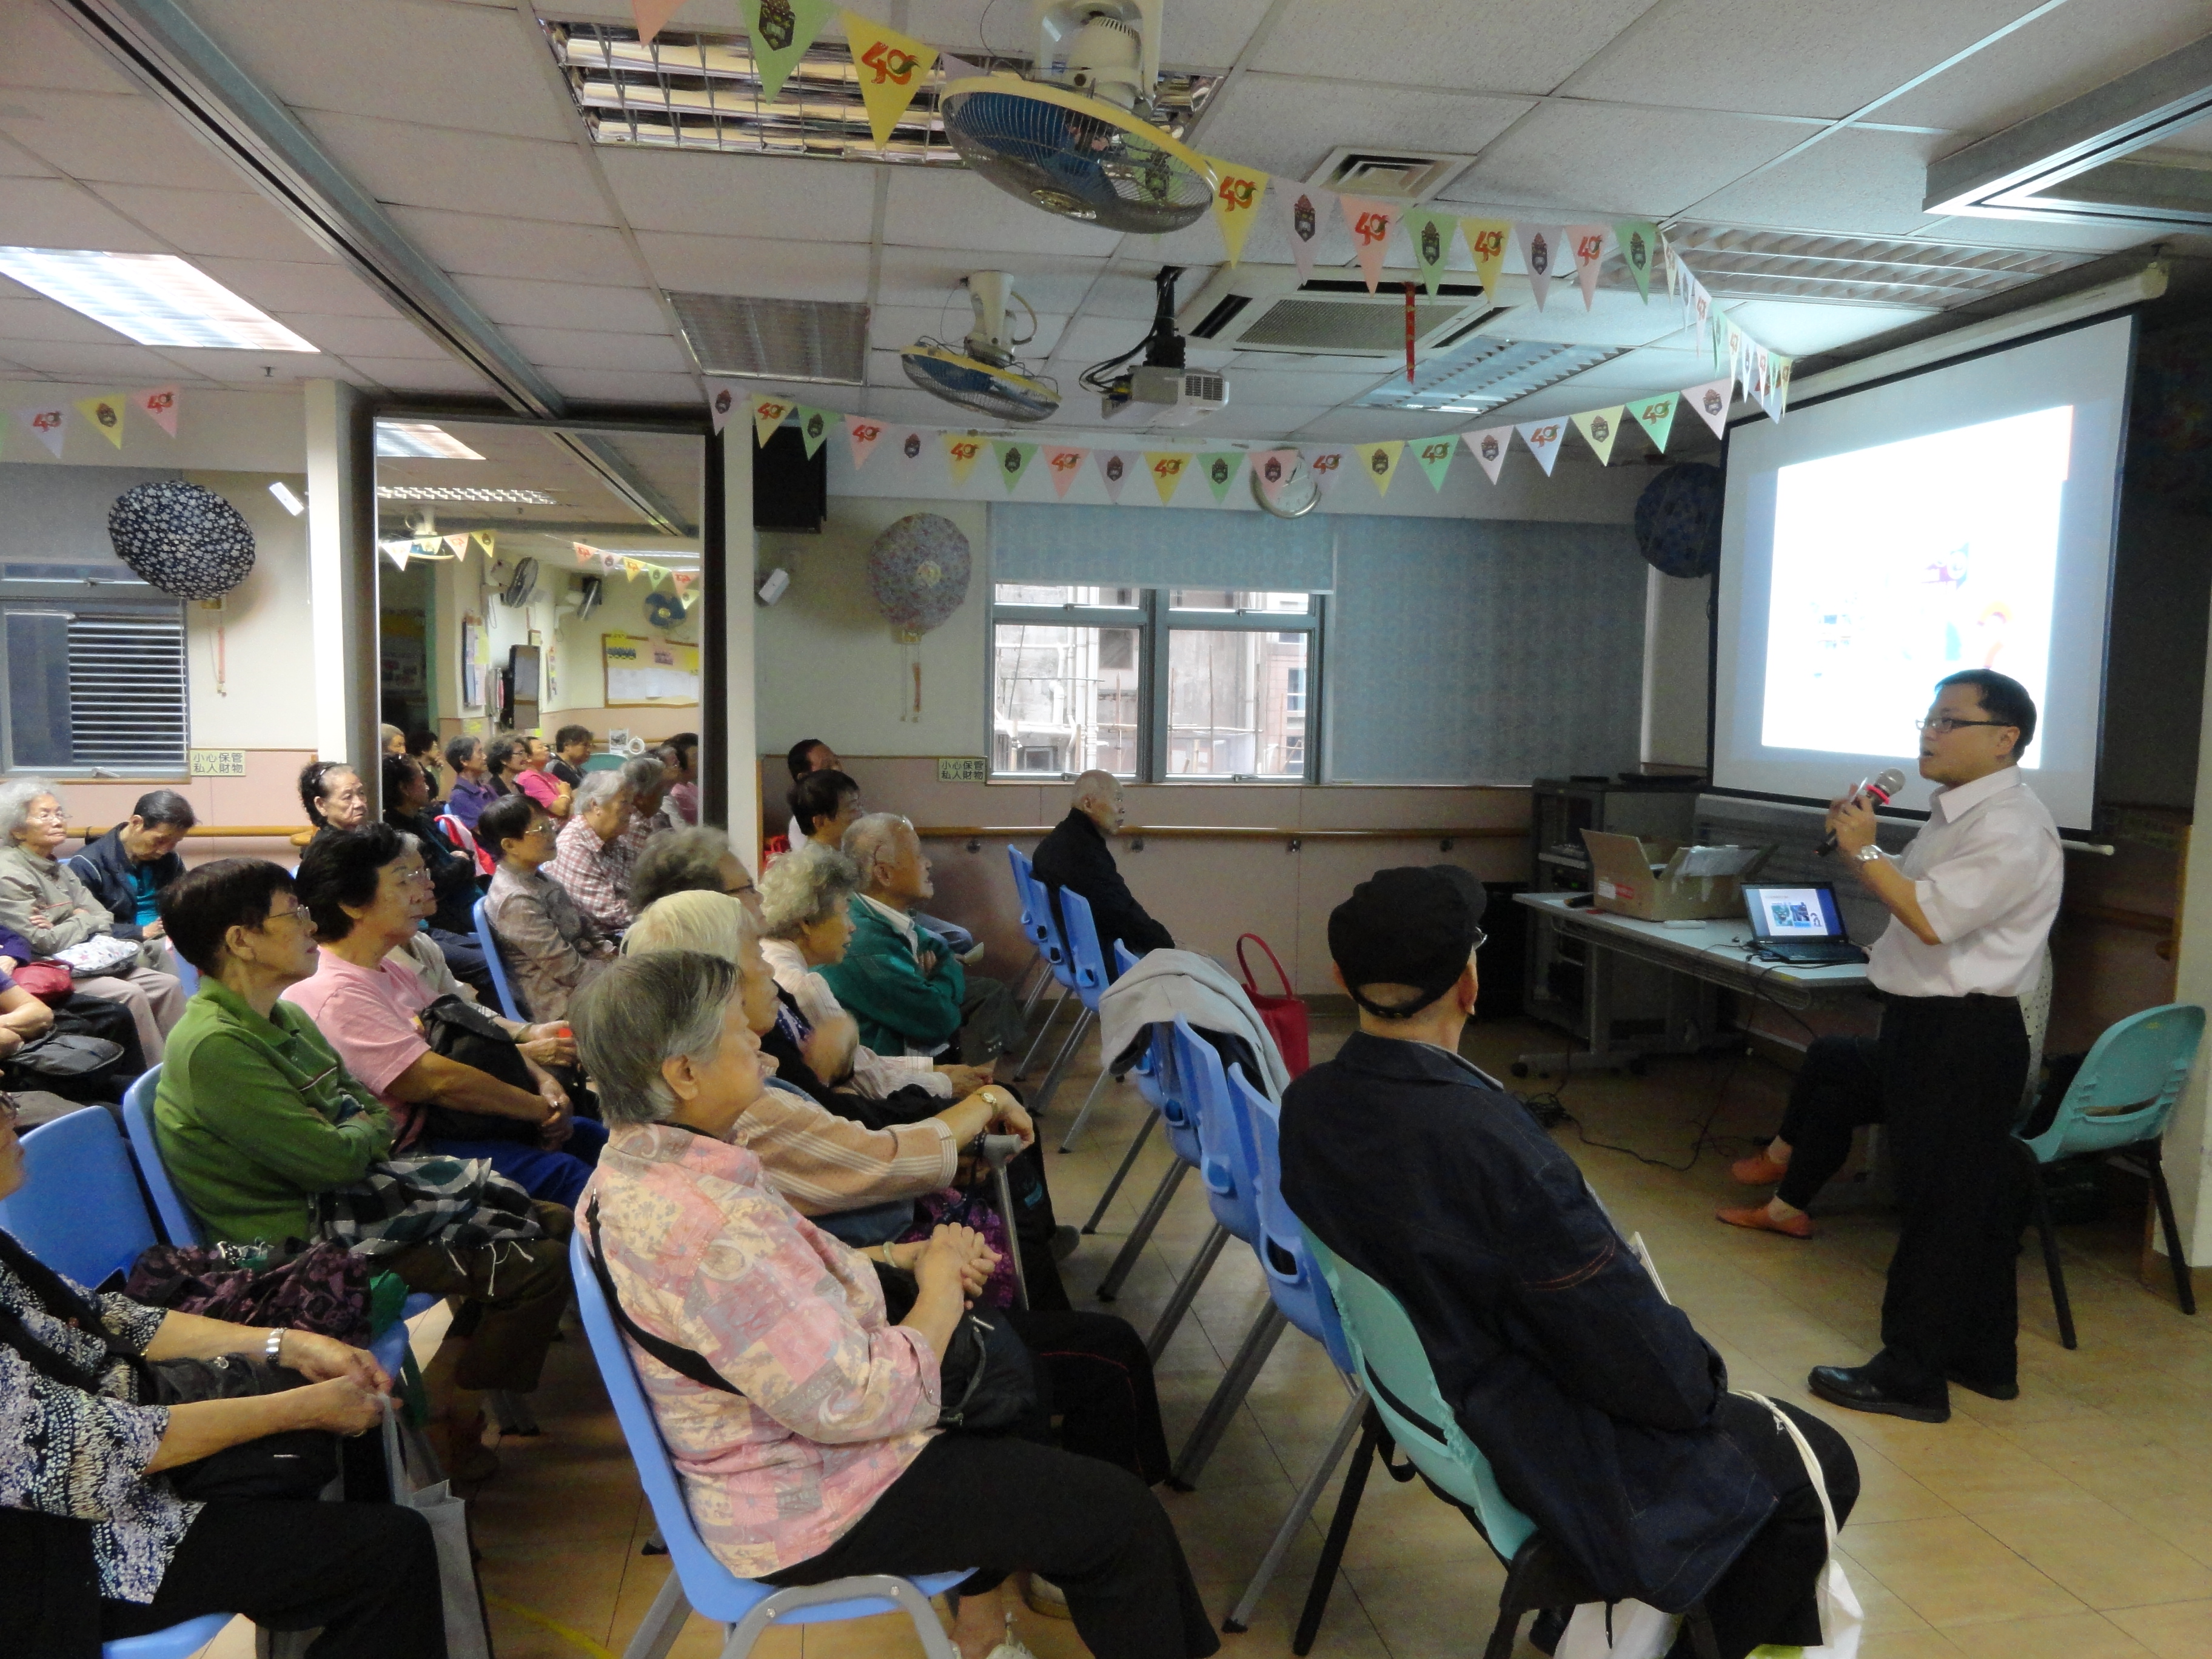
[1094,451,1134,503]
[443,533,471,558]
[1253,449,1301,507]
[1339,196,1396,293]
[844,415,886,469]
[708,385,738,434]
[1516,419,1566,476]
[1275,181,1334,285]
[1302,448,1347,496]
[22,405,65,458]
[1514,225,1564,311]
[1045,446,1088,498]
[672,569,699,597]
[1566,224,1608,310]
[600,549,624,573]
[574,542,596,565]
[631,0,683,45]
[1464,427,1510,484]
[1684,377,1733,439]
[132,386,178,437]
[896,428,925,468]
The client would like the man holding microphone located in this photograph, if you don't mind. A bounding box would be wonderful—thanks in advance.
[1786,668,2061,1421]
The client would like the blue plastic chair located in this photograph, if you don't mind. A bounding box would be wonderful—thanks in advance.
[473,896,527,1021]
[0,1105,158,1289]
[1008,846,1078,1080]
[1092,1005,1208,1304]
[570,1230,970,1659]
[166,943,199,999]
[104,1614,237,1658]
[1033,886,1110,1122]
[2017,1002,2204,1349]
[1004,845,1059,1025]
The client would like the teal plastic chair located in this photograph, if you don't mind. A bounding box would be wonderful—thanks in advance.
[2016,1002,2202,1349]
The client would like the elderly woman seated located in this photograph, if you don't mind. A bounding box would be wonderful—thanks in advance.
[286,825,607,1208]
[294,760,370,848]
[549,770,638,936]
[381,752,493,996]
[0,779,186,1064]
[479,793,617,1022]
[575,950,1213,1659]
[629,824,760,919]
[618,754,676,855]
[0,1096,445,1654]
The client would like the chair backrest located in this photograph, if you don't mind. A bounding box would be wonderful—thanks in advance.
[165,943,199,999]
[472,896,527,1021]
[1228,1062,1356,1373]
[0,1106,158,1290]
[2025,1002,2207,1163]
[1305,1232,1536,1562]
[1056,888,1111,1013]
[1170,1016,1261,1243]
[1025,865,1078,993]
[121,1067,203,1247]
[1007,845,1047,945]
[103,1612,237,1658]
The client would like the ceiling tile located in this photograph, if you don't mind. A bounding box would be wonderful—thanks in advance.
[87,183,325,263]
[1250,0,1657,97]
[1224,367,1391,404]
[599,149,879,240]
[1450,103,1805,216]
[1179,406,1333,439]
[0,289,126,344]
[503,325,692,373]
[0,89,252,193]
[1713,297,1940,355]
[384,207,646,286]
[341,354,500,394]
[1684,126,1949,235]
[1088,264,1215,321]
[1572,344,1728,388]
[299,110,616,226]
[150,345,355,382]
[0,175,168,252]
[873,247,1109,315]
[1046,315,1161,367]
[881,167,1126,256]
[0,338,212,378]
[1193,76,1535,184]
[541,366,700,403]
[869,304,1069,357]
[1906,215,2170,256]
[454,275,671,335]
[1480,287,1702,350]
[634,232,872,300]
[0,2,147,96]
[905,0,1274,69]
[1159,0,1279,70]
[865,348,914,390]
[854,385,993,425]
[1232,350,1400,374]
[1293,408,1469,441]
[0,139,56,178]
[192,257,402,320]
[270,312,448,360]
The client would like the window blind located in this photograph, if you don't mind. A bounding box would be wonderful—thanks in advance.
[990,503,1336,592]
[65,612,187,770]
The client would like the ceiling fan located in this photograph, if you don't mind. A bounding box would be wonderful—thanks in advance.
[900,270,1062,423]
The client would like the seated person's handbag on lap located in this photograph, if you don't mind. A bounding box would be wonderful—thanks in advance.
[52,936,141,979]
[416,993,544,1144]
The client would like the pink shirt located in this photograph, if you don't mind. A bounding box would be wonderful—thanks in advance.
[515,769,563,811]
[667,780,699,826]
[282,947,436,1149]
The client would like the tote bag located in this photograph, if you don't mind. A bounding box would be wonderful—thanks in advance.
[381,1398,494,1659]
[1235,933,1311,1078]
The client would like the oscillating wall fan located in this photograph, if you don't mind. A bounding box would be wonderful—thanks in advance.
[941,0,1213,235]
[901,270,1062,423]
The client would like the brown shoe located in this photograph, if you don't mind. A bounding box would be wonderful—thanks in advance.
[1716,1202,1814,1239]
[1730,1152,1789,1185]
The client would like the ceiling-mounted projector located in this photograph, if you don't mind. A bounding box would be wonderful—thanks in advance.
[940,1,1214,236]
[1088,265,1229,426]
[902,271,1061,423]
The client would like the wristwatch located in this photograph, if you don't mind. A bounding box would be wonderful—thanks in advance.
[264,1327,285,1364]
[1854,845,1884,864]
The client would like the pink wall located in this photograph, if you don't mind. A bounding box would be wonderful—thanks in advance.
[44,750,313,866]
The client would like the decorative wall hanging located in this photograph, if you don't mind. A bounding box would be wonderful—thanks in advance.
[866,512,972,721]
[1634,463,1726,578]
[107,480,255,598]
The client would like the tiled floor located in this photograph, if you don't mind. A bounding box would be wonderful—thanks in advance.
[203,1010,2212,1659]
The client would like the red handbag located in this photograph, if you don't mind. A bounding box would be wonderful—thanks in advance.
[12,961,73,1007]
[1235,933,1310,1079]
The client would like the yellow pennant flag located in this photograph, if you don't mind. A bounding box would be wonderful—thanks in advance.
[843,12,937,150]
[750,394,793,447]
[75,393,126,448]
[1207,159,1269,267]
[1458,218,1511,298]
[943,432,986,485]
[1144,452,1188,504]
[477,531,495,562]
[1570,406,1625,464]
[1359,440,1403,495]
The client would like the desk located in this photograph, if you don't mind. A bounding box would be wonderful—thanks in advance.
[1512,892,1874,1076]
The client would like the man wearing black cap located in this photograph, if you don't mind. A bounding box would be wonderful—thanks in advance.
[1279,866,1858,1659]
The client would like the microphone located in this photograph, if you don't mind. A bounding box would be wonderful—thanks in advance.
[1817,767,1905,856]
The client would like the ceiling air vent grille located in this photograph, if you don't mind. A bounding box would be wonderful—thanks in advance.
[1661,224,2096,309]
[667,292,870,385]
[1238,296,1478,353]
[1311,147,1475,201]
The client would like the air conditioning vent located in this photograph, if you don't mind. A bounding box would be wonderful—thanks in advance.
[1311,147,1476,201]
[668,292,870,384]
[1663,223,2096,309]
[1238,296,1480,353]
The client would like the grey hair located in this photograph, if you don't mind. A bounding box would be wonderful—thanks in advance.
[572,769,630,814]
[760,842,860,939]
[840,812,913,879]
[623,889,754,964]
[620,754,665,802]
[630,825,741,913]
[0,778,62,845]
[571,951,739,1126]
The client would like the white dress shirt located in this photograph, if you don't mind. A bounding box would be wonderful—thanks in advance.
[758,936,952,1100]
[1865,766,2062,1000]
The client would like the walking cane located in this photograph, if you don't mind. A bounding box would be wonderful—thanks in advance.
[978,1132,1030,1310]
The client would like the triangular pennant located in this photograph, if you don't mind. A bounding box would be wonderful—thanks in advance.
[843,414,885,468]
[1459,218,1510,299]
[1358,441,1403,495]
[993,440,1035,492]
[751,393,793,447]
[943,432,985,485]
[1044,446,1087,498]
[1724,318,1748,397]
[896,428,925,466]
[794,404,832,458]
[1275,182,1334,285]
[1514,225,1564,310]
[1303,448,1347,495]
[575,541,597,565]
[1095,450,1134,503]
[1339,195,1396,293]
[1629,393,1677,454]
[75,394,124,448]
[1613,221,1660,302]
[738,0,834,101]
[1207,160,1269,268]
[1464,427,1510,484]
[1566,224,1609,310]
[22,405,65,458]
[630,0,684,45]
[600,549,624,573]
[708,384,739,434]
[444,532,472,558]
[1197,451,1242,503]
[843,12,937,149]
[1570,406,1624,465]
[939,52,981,81]
[1251,449,1300,507]
[1517,419,1566,476]
[623,558,645,583]
[1402,207,1457,296]
[477,531,495,562]
[132,386,178,437]
[1771,355,1793,421]
[1685,377,1732,438]
[1411,434,1456,491]
[386,541,410,571]
[1144,452,1189,504]
[672,569,699,597]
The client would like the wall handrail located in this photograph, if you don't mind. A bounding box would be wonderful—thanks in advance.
[69,825,307,840]
[914,824,1526,843]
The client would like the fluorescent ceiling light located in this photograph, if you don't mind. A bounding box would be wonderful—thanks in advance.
[375,423,485,461]
[267,481,305,515]
[375,484,555,504]
[0,247,316,350]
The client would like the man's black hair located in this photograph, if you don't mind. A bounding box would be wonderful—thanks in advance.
[554,724,593,751]
[381,753,423,809]
[1935,668,2037,754]
[786,738,829,780]
[789,769,859,837]
[478,793,542,859]
[406,728,440,759]
[158,858,297,975]
[296,822,406,942]
[130,789,197,831]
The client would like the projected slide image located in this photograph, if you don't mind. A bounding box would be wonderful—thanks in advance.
[1761,404,2073,763]
[1761,890,1831,936]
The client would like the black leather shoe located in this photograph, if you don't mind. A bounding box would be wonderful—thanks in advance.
[1945,1369,2019,1401]
[1529,1607,1572,1656]
[1809,1364,1950,1423]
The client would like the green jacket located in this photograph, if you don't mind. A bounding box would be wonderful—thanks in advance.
[817,897,965,1057]
[153,979,395,1246]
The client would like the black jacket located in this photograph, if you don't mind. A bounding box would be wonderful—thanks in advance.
[66,828,183,939]
[1030,808,1173,970]
[388,809,482,937]
[1279,1033,1775,1609]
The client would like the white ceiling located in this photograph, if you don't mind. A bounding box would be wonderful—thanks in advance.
[0,0,2200,445]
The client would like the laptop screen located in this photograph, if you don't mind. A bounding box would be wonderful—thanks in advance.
[1744,884,1848,943]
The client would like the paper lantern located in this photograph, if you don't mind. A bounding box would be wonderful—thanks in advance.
[107,480,256,598]
[867,512,972,638]
[1634,463,1723,579]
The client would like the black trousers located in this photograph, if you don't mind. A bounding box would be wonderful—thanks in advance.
[1773,1036,1885,1212]
[763,1435,1220,1659]
[100,1498,447,1658]
[1005,1307,1171,1486]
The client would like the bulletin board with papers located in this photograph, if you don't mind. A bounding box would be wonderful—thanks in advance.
[603,632,700,707]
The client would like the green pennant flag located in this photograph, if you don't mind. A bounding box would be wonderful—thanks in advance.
[1197,451,1243,502]
[794,404,833,458]
[740,0,836,101]
[1410,434,1457,491]
[1613,221,1661,301]
[1402,207,1458,296]
[1628,392,1677,453]
[993,440,1035,492]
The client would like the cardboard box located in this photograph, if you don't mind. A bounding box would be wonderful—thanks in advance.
[1580,830,1769,922]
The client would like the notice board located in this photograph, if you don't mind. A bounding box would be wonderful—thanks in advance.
[603,632,700,706]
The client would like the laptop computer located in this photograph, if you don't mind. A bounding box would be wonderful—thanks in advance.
[1742,883,1868,965]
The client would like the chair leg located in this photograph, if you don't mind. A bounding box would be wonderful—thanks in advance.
[624,1566,691,1659]
[1057,1066,1116,1153]
[1028,1008,1094,1116]
[1018,954,1051,1020]
[2018,1141,2075,1350]
[1171,1302,1288,1489]
[2147,1141,2197,1316]
[1083,1111,1158,1233]
[718,1577,960,1659]
[1292,1406,1384,1657]
[1146,1221,1230,1361]
[1096,1158,1189,1301]
[1225,1384,1366,1634]
[1014,987,1069,1079]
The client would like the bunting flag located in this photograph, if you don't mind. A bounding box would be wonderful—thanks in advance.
[1629,392,1677,453]
[843,12,937,148]
[751,394,793,446]
[672,569,699,597]
[1460,218,1510,298]
[1515,224,1563,310]
[1411,434,1456,491]
[1304,447,1346,495]
[993,440,1034,492]
[1095,450,1134,503]
[1044,446,1087,497]
[939,52,980,79]
[575,542,596,564]
[1570,406,1623,464]
[739,0,836,101]
[444,533,472,558]
[1275,181,1333,284]
[22,405,65,458]
[1614,221,1660,301]
[1723,317,1748,395]
[943,432,985,485]
[1465,427,1510,484]
[897,428,925,466]
[1253,449,1301,508]
[1208,161,1269,267]
[133,386,178,437]
[1144,451,1188,504]
[1517,419,1566,476]
[600,549,624,574]
[622,558,646,583]
[708,385,739,434]
[75,394,125,449]
[1340,195,1396,293]
[1566,224,1609,310]
[1358,440,1403,495]
[843,414,885,468]
[631,0,684,45]
[794,405,833,458]
[477,531,495,562]
[1403,207,1457,296]
[1685,376,1733,439]
[385,543,409,571]
[1198,451,1242,503]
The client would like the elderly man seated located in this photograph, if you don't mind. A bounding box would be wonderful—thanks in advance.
[549,770,639,936]
[69,788,195,938]
[1280,867,1860,1659]
[1031,770,1171,974]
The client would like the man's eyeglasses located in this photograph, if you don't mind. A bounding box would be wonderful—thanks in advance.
[1914,717,2014,735]
[1470,927,1489,956]
[264,903,313,929]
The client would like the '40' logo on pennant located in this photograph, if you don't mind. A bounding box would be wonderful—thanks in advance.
[1420,441,1452,464]
[1574,231,1604,266]
[1470,227,1505,260]
[1532,424,1560,444]
[1353,211,1390,245]
[31,411,61,432]
[1217,175,1259,211]
[949,440,980,461]
[860,39,918,81]
[1310,452,1339,474]
[1152,455,1186,478]
[1050,451,1082,474]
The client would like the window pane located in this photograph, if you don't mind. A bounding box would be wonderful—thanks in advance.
[992,622,1141,777]
[993,583,1141,608]
[5,605,187,773]
[1168,589,1310,614]
[1167,629,1309,779]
